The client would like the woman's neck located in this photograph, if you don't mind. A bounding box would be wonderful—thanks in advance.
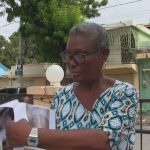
[76,76,105,91]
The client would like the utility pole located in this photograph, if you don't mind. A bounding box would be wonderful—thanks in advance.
[15,18,23,87]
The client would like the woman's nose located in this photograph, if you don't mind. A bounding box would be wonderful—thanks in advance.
[67,56,78,66]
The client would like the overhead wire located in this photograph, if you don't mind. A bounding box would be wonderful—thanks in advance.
[0,0,148,30]
[0,21,19,28]
[95,0,150,23]
[99,0,143,10]
[100,7,150,17]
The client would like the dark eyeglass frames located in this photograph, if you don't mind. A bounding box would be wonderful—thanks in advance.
[60,49,99,64]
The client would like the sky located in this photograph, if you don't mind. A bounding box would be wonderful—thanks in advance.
[0,0,150,39]
[89,0,150,24]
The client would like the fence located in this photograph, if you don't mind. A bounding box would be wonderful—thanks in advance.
[136,99,150,150]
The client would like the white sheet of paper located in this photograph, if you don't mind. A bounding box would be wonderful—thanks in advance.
[0,100,56,150]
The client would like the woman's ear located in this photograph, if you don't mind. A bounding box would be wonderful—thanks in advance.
[100,48,109,62]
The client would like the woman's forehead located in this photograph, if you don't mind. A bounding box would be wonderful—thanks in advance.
[67,35,93,50]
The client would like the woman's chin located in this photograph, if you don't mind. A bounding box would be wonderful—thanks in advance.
[71,75,82,82]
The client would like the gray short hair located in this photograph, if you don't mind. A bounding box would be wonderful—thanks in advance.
[69,22,109,51]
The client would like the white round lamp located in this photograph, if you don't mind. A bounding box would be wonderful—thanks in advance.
[45,64,64,86]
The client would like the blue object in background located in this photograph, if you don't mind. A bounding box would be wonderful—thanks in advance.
[0,63,9,76]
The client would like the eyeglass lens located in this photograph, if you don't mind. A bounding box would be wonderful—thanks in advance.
[61,53,85,64]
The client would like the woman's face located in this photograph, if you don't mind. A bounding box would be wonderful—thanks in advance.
[66,35,105,83]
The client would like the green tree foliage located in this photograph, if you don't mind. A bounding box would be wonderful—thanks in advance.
[0,34,18,68]
[0,0,108,21]
[0,0,108,63]
[20,0,83,62]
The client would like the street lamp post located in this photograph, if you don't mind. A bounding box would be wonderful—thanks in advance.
[15,19,23,87]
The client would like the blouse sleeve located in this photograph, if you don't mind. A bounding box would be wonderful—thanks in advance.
[97,83,138,150]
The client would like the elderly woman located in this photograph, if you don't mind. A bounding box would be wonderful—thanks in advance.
[6,22,138,150]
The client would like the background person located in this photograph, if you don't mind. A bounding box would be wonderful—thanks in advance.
[6,22,138,150]
[23,96,31,104]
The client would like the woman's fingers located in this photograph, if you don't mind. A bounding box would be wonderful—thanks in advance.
[6,119,32,147]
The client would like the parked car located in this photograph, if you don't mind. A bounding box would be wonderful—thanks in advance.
[0,87,33,104]
[0,87,26,94]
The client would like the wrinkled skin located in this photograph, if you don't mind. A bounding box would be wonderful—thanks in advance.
[66,35,107,83]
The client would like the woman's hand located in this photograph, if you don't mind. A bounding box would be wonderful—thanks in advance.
[6,119,32,148]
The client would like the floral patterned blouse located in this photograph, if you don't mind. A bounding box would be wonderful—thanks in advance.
[50,80,138,150]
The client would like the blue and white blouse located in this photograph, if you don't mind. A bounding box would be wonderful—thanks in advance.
[51,80,138,150]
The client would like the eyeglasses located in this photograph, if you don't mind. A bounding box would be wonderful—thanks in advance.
[60,49,99,64]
